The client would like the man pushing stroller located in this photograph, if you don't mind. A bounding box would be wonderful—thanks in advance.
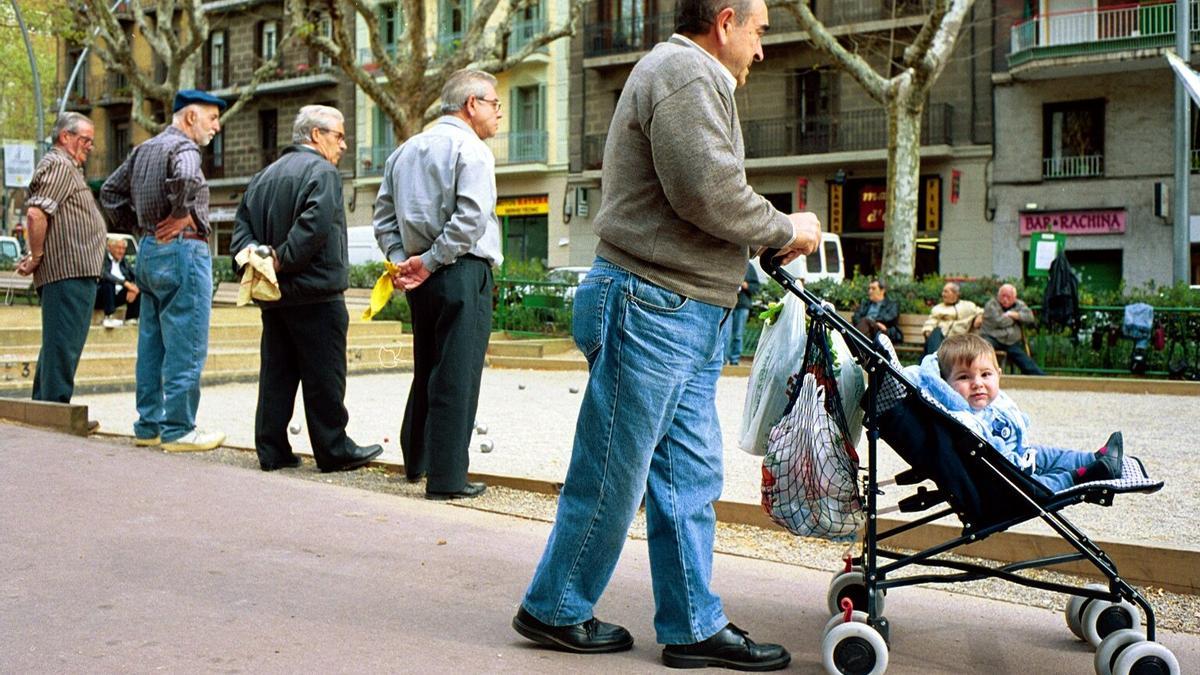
[904,334,1124,492]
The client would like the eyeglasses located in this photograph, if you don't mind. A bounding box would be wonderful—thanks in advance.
[317,127,345,143]
[474,97,502,112]
[69,130,95,146]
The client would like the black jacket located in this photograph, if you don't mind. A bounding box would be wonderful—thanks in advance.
[100,251,135,287]
[735,263,761,310]
[852,295,902,343]
[231,145,348,308]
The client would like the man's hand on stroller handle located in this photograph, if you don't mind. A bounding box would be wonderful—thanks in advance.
[780,212,821,265]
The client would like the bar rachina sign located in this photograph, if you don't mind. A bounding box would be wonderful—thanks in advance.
[1019,209,1126,236]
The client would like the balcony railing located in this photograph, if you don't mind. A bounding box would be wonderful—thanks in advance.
[1192,148,1200,173]
[508,17,548,53]
[487,130,549,165]
[1042,154,1104,179]
[583,133,607,170]
[1009,1,1199,67]
[584,11,676,58]
[741,104,954,159]
[358,145,393,177]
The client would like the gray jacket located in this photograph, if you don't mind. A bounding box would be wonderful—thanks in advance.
[593,36,793,308]
[981,297,1036,347]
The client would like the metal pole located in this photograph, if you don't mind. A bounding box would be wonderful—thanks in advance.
[59,1,125,123]
[1175,0,1192,284]
[10,0,44,159]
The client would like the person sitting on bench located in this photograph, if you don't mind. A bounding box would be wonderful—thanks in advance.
[95,237,139,328]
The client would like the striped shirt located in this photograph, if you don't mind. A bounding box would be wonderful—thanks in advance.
[99,126,211,238]
[26,147,106,288]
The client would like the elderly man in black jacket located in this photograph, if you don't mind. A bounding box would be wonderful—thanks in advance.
[95,237,140,328]
[851,278,902,343]
[231,105,382,473]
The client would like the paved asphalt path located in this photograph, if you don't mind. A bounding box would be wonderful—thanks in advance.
[2,424,1197,673]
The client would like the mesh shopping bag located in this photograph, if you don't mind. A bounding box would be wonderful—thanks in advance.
[760,318,865,538]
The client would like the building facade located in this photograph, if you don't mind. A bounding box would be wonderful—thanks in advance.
[350,0,574,269]
[564,0,996,279]
[58,0,357,255]
[992,0,1199,289]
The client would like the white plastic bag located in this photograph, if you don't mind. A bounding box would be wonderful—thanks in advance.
[761,373,864,538]
[739,294,808,456]
[829,330,866,449]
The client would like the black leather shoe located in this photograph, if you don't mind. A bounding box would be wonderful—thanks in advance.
[261,454,302,471]
[425,481,487,500]
[405,472,426,483]
[320,444,383,473]
[662,623,790,671]
[512,606,633,654]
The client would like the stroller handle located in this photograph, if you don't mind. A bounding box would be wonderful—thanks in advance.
[759,247,784,275]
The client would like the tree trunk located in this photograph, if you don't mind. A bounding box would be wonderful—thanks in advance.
[883,98,923,280]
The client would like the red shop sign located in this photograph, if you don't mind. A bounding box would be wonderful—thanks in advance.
[1019,209,1125,236]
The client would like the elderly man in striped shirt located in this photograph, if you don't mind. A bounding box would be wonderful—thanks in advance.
[100,90,226,453]
[16,112,107,404]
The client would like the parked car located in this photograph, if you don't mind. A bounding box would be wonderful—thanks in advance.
[750,232,844,285]
[347,226,385,265]
[0,235,21,263]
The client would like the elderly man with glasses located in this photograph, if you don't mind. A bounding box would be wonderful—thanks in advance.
[16,112,107,405]
[230,105,383,473]
[373,68,503,500]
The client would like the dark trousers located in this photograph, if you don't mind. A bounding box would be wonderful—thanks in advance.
[255,300,355,471]
[95,281,141,320]
[923,327,946,356]
[33,277,97,403]
[984,334,1045,375]
[403,258,493,492]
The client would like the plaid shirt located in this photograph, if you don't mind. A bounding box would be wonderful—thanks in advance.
[100,126,211,238]
[26,147,106,288]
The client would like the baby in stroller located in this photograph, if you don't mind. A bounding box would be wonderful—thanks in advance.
[905,333,1124,492]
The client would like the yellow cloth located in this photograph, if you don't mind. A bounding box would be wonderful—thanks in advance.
[233,247,281,306]
[362,262,400,321]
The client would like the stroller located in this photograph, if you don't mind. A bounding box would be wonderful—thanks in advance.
[757,251,1176,675]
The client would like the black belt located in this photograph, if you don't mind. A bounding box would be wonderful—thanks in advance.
[182,231,208,243]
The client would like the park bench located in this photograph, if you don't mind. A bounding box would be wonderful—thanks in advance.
[1,271,37,306]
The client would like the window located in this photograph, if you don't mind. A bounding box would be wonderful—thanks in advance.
[510,86,546,162]
[1191,103,1199,174]
[260,109,278,166]
[317,18,332,68]
[438,0,470,54]
[379,2,402,56]
[208,30,227,89]
[1043,99,1104,179]
[110,120,131,170]
[67,48,87,101]
[789,68,836,154]
[259,20,279,62]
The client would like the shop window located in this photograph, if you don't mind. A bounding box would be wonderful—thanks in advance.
[1043,98,1104,179]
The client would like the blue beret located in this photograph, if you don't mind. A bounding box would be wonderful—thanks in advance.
[173,89,228,113]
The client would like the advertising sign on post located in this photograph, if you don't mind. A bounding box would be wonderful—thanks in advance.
[1027,231,1066,278]
[3,143,36,188]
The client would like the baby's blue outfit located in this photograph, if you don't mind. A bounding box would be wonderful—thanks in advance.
[904,355,1094,492]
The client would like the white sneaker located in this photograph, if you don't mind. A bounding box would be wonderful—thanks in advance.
[125,318,138,326]
[161,429,226,452]
[102,317,123,329]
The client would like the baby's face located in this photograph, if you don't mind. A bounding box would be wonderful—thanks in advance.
[947,354,1000,410]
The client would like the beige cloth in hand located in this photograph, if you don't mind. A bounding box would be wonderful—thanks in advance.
[234,246,282,306]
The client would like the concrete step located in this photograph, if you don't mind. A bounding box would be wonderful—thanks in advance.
[0,319,404,349]
[485,337,575,358]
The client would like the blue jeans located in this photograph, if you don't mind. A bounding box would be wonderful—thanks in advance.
[521,258,730,644]
[1030,445,1095,492]
[133,236,212,442]
[724,307,749,365]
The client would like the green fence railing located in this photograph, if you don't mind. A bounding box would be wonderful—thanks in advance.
[1027,306,1200,379]
[493,277,575,336]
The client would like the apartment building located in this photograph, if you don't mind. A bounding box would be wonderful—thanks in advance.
[58,0,357,255]
[564,0,996,278]
[992,0,1198,289]
[351,0,574,268]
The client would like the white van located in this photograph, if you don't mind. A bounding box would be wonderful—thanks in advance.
[347,226,385,265]
[750,232,844,285]
[0,235,21,262]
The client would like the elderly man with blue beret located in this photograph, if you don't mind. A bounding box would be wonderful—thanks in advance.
[100,89,227,452]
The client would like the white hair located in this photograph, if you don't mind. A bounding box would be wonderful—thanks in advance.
[52,112,91,145]
[439,69,498,114]
[292,105,344,144]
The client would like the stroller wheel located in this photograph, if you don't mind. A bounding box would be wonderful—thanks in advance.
[822,621,888,675]
[823,610,870,638]
[1110,640,1180,675]
[1095,629,1145,675]
[827,570,886,617]
[1081,596,1141,648]
[1066,584,1109,640]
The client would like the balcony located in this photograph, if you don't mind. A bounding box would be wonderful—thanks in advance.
[96,73,132,106]
[768,0,933,34]
[1009,1,1198,70]
[203,62,339,98]
[487,130,549,165]
[358,145,393,177]
[1042,154,1104,179]
[741,104,953,159]
[508,17,548,53]
[584,11,676,58]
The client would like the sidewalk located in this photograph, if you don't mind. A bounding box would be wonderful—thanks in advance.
[3,424,1196,673]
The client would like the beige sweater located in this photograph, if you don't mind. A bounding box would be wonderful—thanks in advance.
[593,36,794,308]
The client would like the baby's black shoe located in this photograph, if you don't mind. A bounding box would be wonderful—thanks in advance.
[1075,432,1124,484]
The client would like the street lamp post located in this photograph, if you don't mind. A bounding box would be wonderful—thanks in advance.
[1175,0,1192,284]
[9,0,44,159]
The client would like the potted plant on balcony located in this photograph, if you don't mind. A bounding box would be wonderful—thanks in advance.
[294,62,309,74]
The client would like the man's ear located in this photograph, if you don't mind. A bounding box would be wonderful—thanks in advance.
[714,7,737,45]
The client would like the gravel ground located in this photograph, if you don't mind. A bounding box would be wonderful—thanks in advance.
[90,439,1200,636]
[81,367,1197,548]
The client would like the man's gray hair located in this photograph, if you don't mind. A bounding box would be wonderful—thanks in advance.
[293,105,345,144]
[676,0,754,35]
[439,69,498,114]
[944,281,961,293]
[52,112,91,144]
